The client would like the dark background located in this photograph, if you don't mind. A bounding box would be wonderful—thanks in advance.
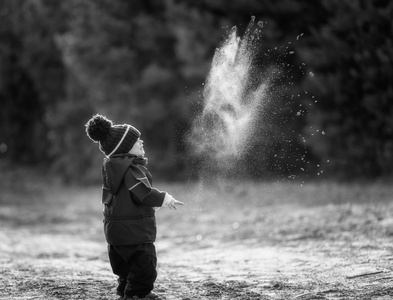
[0,0,392,183]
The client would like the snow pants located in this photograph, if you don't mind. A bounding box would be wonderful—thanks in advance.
[108,243,157,298]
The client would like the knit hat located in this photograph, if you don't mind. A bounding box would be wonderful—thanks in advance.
[85,114,140,157]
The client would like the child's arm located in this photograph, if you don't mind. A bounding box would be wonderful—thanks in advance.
[125,169,183,209]
[134,189,184,210]
[162,193,184,210]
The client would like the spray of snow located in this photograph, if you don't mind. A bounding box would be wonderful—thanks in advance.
[189,17,270,173]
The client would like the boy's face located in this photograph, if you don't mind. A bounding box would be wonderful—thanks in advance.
[128,138,145,157]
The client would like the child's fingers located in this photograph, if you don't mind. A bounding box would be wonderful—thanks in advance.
[168,200,184,210]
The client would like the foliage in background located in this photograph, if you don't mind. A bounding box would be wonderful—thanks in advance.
[0,0,65,164]
[301,0,393,178]
[0,0,392,182]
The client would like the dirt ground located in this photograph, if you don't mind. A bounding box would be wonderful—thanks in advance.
[1,176,393,300]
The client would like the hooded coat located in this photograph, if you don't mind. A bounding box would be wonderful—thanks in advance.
[101,154,165,246]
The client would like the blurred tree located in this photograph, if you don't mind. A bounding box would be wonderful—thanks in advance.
[2,0,392,182]
[56,0,187,181]
[0,0,65,164]
[301,0,393,178]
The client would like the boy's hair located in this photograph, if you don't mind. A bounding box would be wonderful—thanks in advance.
[85,114,140,157]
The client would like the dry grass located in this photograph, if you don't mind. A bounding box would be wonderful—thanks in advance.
[1,174,393,299]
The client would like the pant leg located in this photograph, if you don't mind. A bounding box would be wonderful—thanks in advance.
[108,245,131,277]
[124,244,157,298]
[107,245,130,296]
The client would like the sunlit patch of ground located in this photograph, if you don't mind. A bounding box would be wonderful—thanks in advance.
[0,176,393,299]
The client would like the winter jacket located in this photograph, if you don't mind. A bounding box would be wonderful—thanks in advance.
[101,154,165,246]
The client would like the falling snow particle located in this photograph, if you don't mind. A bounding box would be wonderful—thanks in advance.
[296,33,304,40]
[196,235,203,241]
[0,143,7,154]
[309,72,314,77]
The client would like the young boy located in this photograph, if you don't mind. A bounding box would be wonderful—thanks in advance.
[85,114,183,300]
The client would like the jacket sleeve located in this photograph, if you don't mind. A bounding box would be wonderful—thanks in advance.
[143,188,166,207]
[124,169,165,207]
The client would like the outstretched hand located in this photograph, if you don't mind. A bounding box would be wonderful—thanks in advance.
[164,193,184,210]
[168,198,184,210]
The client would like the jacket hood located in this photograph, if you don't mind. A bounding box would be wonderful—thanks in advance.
[103,154,136,194]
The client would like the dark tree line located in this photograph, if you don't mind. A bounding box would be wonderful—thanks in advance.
[0,0,392,182]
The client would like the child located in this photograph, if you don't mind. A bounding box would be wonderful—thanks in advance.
[85,114,183,300]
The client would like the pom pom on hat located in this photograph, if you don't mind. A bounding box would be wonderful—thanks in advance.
[85,114,113,142]
[85,114,141,157]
